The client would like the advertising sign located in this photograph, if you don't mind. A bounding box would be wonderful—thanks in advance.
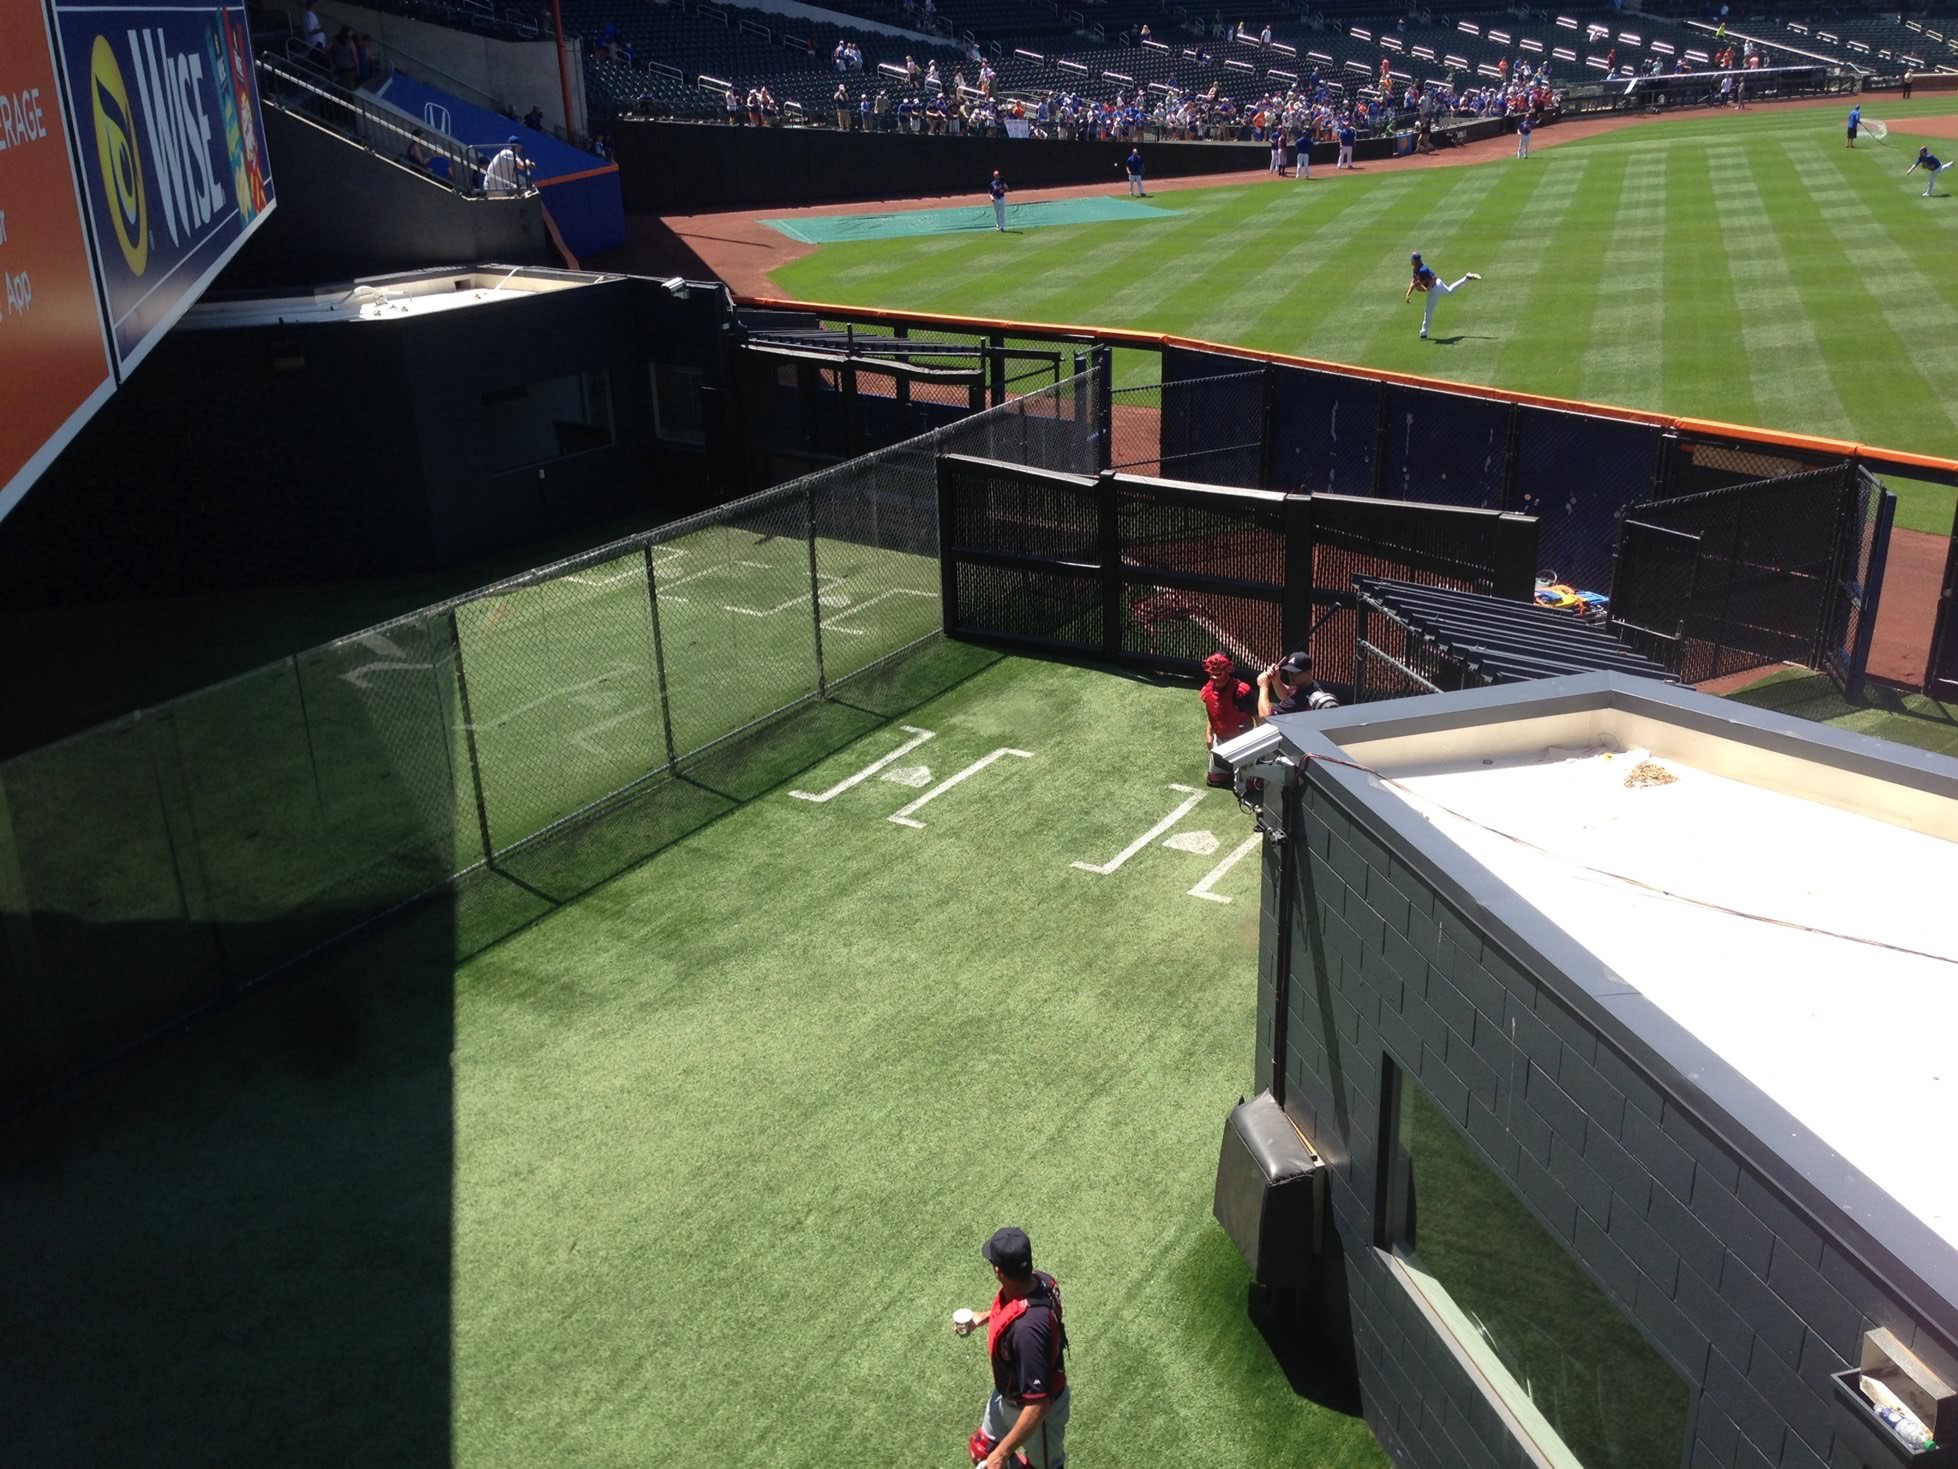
[1,0,116,519]
[51,0,275,375]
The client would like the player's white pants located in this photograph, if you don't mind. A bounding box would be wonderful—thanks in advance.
[1516,132,1530,157]
[1270,151,1283,173]
[994,198,1007,229]
[1421,275,1472,335]
[1296,149,1310,178]
[1927,162,1946,196]
[1338,143,1353,168]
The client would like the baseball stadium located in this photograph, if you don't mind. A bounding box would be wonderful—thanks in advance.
[5,0,1958,1467]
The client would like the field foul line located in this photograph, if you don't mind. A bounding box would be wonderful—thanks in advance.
[820,587,937,637]
[1072,785,1206,875]
[889,748,1033,829]
[789,726,936,802]
[1188,833,1262,904]
[564,547,687,589]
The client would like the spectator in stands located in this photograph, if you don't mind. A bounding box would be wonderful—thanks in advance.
[358,34,388,84]
[524,104,545,131]
[483,136,526,196]
[302,0,325,51]
[725,86,741,123]
[1259,22,1272,46]
[834,40,847,71]
[328,27,359,88]
[835,82,851,130]
[747,87,762,125]
[860,92,872,130]
[906,54,921,84]
[1139,22,1152,42]
[875,89,890,130]
[404,128,434,174]
[927,59,941,87]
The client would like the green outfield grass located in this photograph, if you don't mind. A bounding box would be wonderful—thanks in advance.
[774,99,1958,534]
[0,645,1388,1469]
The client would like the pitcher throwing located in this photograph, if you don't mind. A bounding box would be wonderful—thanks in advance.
[1405,251,1482,339]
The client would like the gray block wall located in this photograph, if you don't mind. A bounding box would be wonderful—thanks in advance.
[1267,768,1958,1469]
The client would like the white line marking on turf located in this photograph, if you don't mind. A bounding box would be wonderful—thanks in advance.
[725,573,847,617]
[1188,834,1262,904]
[821,587,937,637]
[566,547,685,589]
[789,726,936,801]
[888,748,1033,828]
[1164,829,1221,855]
[1072,785,1206,875]
[880,765,934,788]
[570,704,662,757]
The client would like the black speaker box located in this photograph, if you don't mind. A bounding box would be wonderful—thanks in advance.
[1212,1091,1324,1288]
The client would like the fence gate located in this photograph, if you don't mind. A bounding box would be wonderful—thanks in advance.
[1929,506,1958,701]
[1607,464,1869,687]
[939,455,1539,689]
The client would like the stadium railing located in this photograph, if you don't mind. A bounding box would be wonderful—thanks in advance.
[0,370,1101,1113]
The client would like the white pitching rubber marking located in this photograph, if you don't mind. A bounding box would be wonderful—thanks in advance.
[888,748,1033,828]
[725,573,847,618]
[789,726,936,802]
[1072,785,1207,875]
[1189,833,1262,904]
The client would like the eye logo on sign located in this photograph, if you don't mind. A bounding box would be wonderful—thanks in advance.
[89,34,148,276]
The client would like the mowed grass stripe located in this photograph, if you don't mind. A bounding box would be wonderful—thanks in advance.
[1770,139,1958,451]
[1579,151,1667,405]
[1654,145,1759,428]
[1292,166,1514,360]
[1704,143,1854,438]
[1176,177,1432,345]
[1487,154,1611,386]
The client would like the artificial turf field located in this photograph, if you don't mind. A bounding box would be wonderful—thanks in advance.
[0,642,1390,1469]
[772,98,1958,533]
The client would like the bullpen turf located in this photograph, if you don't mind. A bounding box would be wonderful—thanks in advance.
[1,646,1387,1469]
[773,99,1958,533]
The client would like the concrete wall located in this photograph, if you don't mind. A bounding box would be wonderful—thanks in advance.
[1265,748,1958,1469]
[310,0,587,136]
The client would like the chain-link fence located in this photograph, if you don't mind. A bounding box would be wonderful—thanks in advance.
[1827,468,1897,702]
[0,370,1098,1111]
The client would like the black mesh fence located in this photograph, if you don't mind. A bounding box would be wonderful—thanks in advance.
[0,371,1099,1112]
[1512,405,1665,594]
[1823,467,1896,702]
[1609,463,1859,685]
[1110,371,1265,485]
[1381,385,1510,509]
[1268,367,1381,498]
[1114,477,1289,670]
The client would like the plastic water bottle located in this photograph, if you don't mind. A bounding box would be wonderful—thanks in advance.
[1876,1404,1935,1452]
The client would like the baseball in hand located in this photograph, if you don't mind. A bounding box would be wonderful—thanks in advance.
[952,1308,977,1334]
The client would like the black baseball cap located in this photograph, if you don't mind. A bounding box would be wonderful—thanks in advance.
[981,1226,1033,1275]
[1278,651,1313,677]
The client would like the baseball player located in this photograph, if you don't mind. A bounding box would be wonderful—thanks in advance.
[1337,118,1356,169]
[1846,103,1860,148]
[1200,653,1257,786]
[1269,127,1286,175]
[1908,146,1947,196]
[1296,129,1311,179]
[1124,146,1144,195]
[1515,111,1532,159]
[989,168,1008,229]
[1404,251,1481,339]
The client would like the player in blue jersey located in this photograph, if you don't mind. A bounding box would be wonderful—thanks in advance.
[1124,147,1144,195]
[1847,104,1860,148]
[990,169,1008,229]
[1404,251,1482,339]
[1908,145,1946,196]
[1337,119,1356,169]
[1515,112,1532,159]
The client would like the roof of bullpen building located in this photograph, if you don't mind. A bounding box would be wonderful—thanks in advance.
[1268,674,1958,1324]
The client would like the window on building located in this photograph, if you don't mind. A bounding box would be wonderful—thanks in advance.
[480,371,614,471]
[1379,1063,1691,1469]
[651,362,706,445]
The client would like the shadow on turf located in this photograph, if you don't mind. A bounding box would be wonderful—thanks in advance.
[450,637,1006,955]
[0,636,1004,1467]
[1726,668,1956,739]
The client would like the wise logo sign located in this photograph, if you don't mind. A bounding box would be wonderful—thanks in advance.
[55,1,274,374]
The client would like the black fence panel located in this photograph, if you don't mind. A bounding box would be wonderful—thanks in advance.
[1382,385,1509,509]
[1269,366,1381,498]
[1608,520,1701,673]
[1662,431,1845,499]
[1511,405,1664,595]
[1157,372,1265,486]
[1112,476,1288,670]
[939,454,1104,658]
[1610,463,1857,684]
[1824,468,1894,702]
[1308,496,1538,692]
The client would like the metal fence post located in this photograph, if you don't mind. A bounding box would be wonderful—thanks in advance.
[1099,470,1122,663]
[1500,402,1523,512]
[642,544,682,769]
[806,481,830,698]
[937,457,961,640]
[447,609,498,866]
[1093,345,1113,473]
[1259,362,1279,489]
[988,332,1006,407]
[1848,490,1896,702]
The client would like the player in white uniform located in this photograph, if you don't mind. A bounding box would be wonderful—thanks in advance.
[989,169,1008,229]
[1403,251,1481,339]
